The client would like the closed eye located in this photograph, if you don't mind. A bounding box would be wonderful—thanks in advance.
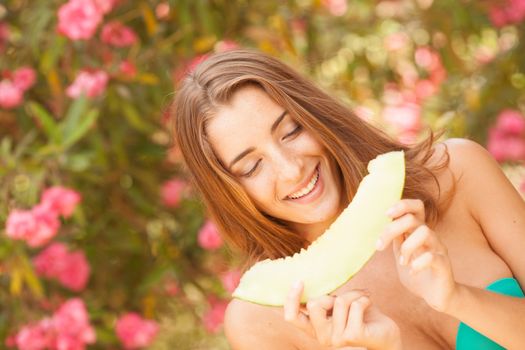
[283,125,302,140]
[242,159,261,178]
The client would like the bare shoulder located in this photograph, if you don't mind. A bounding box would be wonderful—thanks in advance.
[437,138,509,198]
[224,298,295,350]
[439,137,496,170]
[429,138,497,195]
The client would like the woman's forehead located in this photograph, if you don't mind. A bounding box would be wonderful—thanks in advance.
[205,86,286,163]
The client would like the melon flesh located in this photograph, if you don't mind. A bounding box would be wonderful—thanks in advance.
[232,151,405,306]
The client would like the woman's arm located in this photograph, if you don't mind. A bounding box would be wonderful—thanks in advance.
[440,138,525,349]
[377,138,525,349]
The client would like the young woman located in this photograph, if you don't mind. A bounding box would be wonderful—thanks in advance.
[172,49,525,349]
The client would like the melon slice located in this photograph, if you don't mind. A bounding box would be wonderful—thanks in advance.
[232,151,405,306]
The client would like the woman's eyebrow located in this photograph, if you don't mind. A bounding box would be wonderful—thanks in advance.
[228,110,288,169]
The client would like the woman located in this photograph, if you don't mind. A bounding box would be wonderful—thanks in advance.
[172,49,525,349]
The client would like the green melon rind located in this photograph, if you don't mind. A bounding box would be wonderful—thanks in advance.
[232,151,405,306]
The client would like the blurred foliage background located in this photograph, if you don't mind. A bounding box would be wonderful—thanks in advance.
[1,0,524,349]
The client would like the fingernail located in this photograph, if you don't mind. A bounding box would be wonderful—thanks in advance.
[376,238,383,250]
[293,281,302,290]
[386,207,396,217]
[399,255,405,265]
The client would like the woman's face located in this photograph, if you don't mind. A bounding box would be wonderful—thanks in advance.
[206,85,344,240]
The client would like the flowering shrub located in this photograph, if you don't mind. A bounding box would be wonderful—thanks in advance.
[12,298,96,350]
[115,313,159,349]
[1,0,524,349]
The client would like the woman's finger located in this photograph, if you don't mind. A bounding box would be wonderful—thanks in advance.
[284,281,312,333]
[398,225,432,266]
[377,213,421,251]
[410,251,434,274]
[307,295,335,345]
[386,199,425,221]
[331,291,367,342]
[345,296,372,342]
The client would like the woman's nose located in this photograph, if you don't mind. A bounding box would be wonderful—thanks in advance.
[274,151,303,183]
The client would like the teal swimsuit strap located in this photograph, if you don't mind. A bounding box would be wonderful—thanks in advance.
[456,277,524,350]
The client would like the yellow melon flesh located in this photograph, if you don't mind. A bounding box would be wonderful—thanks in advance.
[232,151,405,306]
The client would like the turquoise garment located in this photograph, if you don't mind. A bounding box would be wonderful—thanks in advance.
[456,277,524,349]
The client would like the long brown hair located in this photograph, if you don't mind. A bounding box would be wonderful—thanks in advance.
[172,49,450,264]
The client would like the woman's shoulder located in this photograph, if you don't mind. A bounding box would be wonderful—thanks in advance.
[434,138,503,192]
[438,137,493,167]
[429,138,495,188]
[224,298,296,350]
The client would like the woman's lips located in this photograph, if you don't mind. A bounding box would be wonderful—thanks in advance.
[285,164,324,204]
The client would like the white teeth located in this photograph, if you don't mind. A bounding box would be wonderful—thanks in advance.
[288,168,319,199]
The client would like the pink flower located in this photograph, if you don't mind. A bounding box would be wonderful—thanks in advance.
[15,318,54,350]
[93,0,118,14]
[14,299,95,350]
[489,0,525,27]
[160,179,186,207]
[214,40,239,53]
[382,102,422,133]
[33,242,69,278]
[487,128,525,162]
[5,205,60,247]
[28,203,61,248]
[5,209,37,241]
[66,70,108,99]
[58,250,90,291]
[322,0,348,16]
[382,101,422,145]
[414,79,437,101]
[101,21,138,47]
[12,67,37,92]
[119,60,137,77]
[202,297,228,334]
[220,269,241,294]
[414,46,441,72]
[57,0,103,41]
[197,220,223,250]
[116,313,159,349]
[41,186,82,218]
[486,109,525,162]
[0,80,23,109]
[487,109,525,163]
[52,298,96,347]
[33,243,91,292]
[0,22,9,52]
[495,109,525,135]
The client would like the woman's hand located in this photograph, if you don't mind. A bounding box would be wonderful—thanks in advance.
[376,199,457,312]
[284,282,402,350]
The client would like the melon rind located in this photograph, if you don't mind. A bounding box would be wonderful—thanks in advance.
[232,151,405,306]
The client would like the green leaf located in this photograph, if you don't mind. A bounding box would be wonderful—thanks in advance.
[20,255,44,298]
[9,268,23,296]
[28,101,61,143]
[61,95,89,140]
[13,131,37,161]
[62,109,100,149]
[40,36,67,73]
[0,137,13,170]
[122,104,154,133]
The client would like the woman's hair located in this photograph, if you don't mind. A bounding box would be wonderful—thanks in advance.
[172,49,450,265]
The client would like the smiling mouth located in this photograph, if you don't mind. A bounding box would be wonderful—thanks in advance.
[286,165,320,200]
